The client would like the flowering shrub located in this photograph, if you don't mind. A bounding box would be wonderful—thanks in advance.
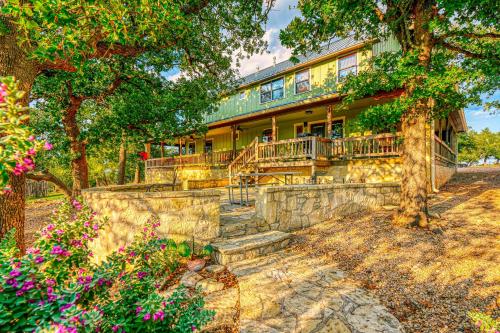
[0,200,214,332]
[0,76,51,193]
[469,311,499,333]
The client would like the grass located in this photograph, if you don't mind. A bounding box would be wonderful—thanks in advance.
[26,192,65,203]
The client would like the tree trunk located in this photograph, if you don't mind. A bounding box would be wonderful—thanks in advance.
[117,131,127,185]
[0,20,40,252]
[395,1,433,227]
[61,97,89,196]
[134,161,141,184]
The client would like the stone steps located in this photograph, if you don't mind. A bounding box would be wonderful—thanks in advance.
[220,213,259,238]
[211,231,291,265]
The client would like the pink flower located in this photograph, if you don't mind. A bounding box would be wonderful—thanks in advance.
[191,325,197,331]
[160,244,166,250]
[153,310,164,321]
[143,313,151,321]
[6,278,18,287]
[46,224,55,231]
[34,256,44,264]
[27,135,35,142]
[71,199,82,211]
[50,245,64,255]
[84,221,90,227]
[16,290,24,297]
[27,148,36,156]
[44,142,53,150]
[27,247,40,254]
[112,326,120,332]
[46,279,56,286]
[9,269,21,278]
[136,306,142,314]
[92,223,99,231]
[118,246,125,253]
[137,271,147,280]
[56,229,64,235]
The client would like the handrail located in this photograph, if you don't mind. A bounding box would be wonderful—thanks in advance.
[228,137,259,182]
[145,150,235,168]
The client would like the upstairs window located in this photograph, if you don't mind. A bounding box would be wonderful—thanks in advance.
[239,90,246,100]
[338,54,357,81]
[260,78,284,103]
[331,119,344,139]
[295,69,310,94]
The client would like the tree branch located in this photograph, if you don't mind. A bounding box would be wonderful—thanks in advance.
[438,41,492,59]
[26,170,72,198]
[436,32,500,41]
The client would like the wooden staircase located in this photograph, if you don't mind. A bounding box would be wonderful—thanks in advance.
[228,137,259,184]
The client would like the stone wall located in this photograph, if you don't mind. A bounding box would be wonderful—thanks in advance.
[146,166,228,184]
[82,186,220,261]
[255,183,400,232]
[435,157,457,189]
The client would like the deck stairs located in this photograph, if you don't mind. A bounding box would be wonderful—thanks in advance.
[211,203,291,265]
[227,137,259,184]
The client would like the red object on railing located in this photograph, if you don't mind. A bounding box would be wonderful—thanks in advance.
[138,151,149,161]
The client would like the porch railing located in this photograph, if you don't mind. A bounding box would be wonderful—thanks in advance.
[146,133,403,170]
[145,150,235,169]
[434,135,456,164]
[257,133,402,162]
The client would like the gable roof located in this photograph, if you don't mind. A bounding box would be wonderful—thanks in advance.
[238,36,364,87]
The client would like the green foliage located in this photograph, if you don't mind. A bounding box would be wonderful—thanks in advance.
[0,200,214,332]
[458,128,500,164]
[280,0,499,132]
[468,311,499,333]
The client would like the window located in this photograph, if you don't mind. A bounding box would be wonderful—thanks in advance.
[262,128,273,142]
[188,142,196,154]
[310,122,326,137]
[204,140,213,153]
[331,119,344,139]
[239,90,246,100]
[338,54,357,81]
[260,78,284,103]
[295,69,310,94]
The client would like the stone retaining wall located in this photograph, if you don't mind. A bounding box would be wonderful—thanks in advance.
[82,186,220,261]
[255,183,400,232]
[435,157,457,189]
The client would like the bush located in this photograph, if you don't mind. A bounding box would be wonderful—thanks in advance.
[468,311,499,333]
[0,199,213,332]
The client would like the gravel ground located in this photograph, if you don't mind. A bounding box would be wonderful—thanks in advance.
[25,198,62,247]
[290,167,500,333]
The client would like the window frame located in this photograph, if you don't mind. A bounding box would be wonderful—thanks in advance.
[294,68,311,95]
[337,53,357,81]
[260,77,285,104]
[204,139,213,153]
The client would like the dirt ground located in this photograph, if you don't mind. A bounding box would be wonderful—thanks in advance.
[25,198,61,246]
[291,167,500,333]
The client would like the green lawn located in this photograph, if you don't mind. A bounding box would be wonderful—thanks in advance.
[26,192,65,203]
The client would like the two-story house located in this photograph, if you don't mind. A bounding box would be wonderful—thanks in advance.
[145,36,466,190]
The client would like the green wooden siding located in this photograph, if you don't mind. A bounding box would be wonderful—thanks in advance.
[204,38,401,125]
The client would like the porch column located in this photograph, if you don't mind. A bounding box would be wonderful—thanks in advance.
[178,138,183,156]
[144,143,151,158]
[326,105,333,138]
[160,142,165,158]
[272,116,277,141]
[231,125,237,157]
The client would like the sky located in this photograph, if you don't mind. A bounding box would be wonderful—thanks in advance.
[168,0,500,132]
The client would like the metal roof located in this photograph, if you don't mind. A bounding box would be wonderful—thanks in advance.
[239,36,363,86]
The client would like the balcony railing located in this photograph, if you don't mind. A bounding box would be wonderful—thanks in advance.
[145,150,236,169]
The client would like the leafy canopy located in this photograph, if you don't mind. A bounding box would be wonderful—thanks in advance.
[280,0,500,130]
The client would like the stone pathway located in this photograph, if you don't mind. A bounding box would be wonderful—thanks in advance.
[228,250,404,333]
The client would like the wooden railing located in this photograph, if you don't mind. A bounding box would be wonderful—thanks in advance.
[257,133,402,162]
[145,150,235,169]
[434,135,456,163]
[228,137,259,180]
[147,133,403,171]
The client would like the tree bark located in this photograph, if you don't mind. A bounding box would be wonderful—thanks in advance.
[134,162,141,184]
[395,0,433,227]
[117,131,127,185]
[0,19,41,252]
[26,170,72,198]
[61,95,89,196]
